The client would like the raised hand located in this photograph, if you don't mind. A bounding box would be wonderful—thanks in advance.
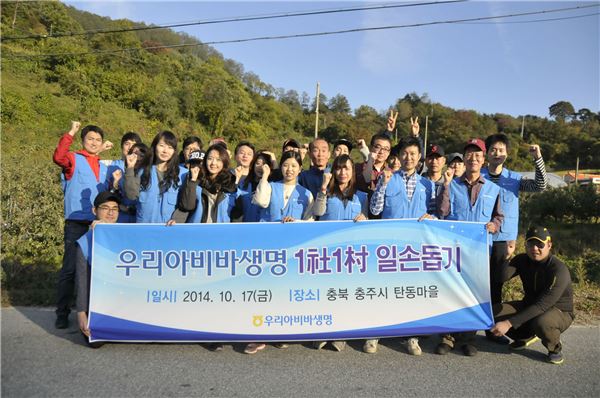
[410,116,420,137]
[99,140,114,154]
[234,165,244,183]
[112,169,123,190]
[321,172,332,190]
[528,144,542,160]
[125,153,138,169]
[443,167,455,186]
[261,163,271,180]
[382,168,393,184]
[69,121,81,136]
[299,144,308,160]
[190,165,200,181]
[386,110,398,132]
[357,138,367,150]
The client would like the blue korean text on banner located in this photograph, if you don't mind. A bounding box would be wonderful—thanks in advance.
[88,219,492,342]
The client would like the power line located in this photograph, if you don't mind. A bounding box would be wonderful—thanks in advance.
[458,11,599,24]
[4,3,598,59]
[1,0,466,41]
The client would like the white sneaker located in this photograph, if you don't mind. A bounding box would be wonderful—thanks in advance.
[313,341,327,350]
[406,337,422,356]
[363,339,379,354]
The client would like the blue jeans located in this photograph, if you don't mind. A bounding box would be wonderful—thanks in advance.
[56,220,89,317]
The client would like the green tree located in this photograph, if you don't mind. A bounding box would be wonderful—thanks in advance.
[549,101,575,121]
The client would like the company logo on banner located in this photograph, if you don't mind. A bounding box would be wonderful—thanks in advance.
[88,219,492,342]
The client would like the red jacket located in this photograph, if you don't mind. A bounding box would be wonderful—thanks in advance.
[53,133,102,181]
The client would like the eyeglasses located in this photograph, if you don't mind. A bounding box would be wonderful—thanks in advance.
[526,240,547,249]
[372,144,391,153]
[97,205,119,213]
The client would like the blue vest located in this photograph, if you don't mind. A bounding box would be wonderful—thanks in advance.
[446,178,501,223]
[320,191,367,221]
[107,159,137,223]
[481,167,521,241]
[63,154,108,221]
[267,182,312,222]
[136,166,186,223]
[382,172,434,219]
[76,230,93,265]
[299,167,325,198]
[237,182,269,222]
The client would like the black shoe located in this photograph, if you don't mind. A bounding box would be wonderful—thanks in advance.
[87,341,105,349]
[548,350,564,365]
[435,343,452,355]
[207,343,224,352]
[55,315,69,329]
[509,336,540,350]
[461,344,478,356]
[485,331,510,345]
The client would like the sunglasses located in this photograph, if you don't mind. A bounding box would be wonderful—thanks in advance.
[526,240,547,249]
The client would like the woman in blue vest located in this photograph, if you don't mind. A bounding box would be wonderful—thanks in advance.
[123,131,186,223]
[175,143,237,225]
[312,154,367,352]
[253,150,314,222]
[232,151,273,223]
[313,154,367,222]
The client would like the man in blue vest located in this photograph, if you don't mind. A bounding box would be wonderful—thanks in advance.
[75,191,120,347]
[482,133,548,344]
[53,121,109,329]
[298,138,331,198]
[435,138,504,356]
[367,137,436,356]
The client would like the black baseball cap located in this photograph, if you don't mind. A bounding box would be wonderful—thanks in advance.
[526,226,551,243]
[94,191,121,207]
[426,143,445,158]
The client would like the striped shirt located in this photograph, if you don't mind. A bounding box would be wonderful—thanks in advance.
[487,157,548,192]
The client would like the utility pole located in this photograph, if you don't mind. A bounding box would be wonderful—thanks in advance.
[11,0,20,30]
[314,82,320,138]
[520,116,525,139]
[575,157,580,185]
[423,115,429,159]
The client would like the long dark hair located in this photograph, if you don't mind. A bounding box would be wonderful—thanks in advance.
[327,154,357,200]
[141,131,180,193]
[242,151,273,191]
[200,144,235,194]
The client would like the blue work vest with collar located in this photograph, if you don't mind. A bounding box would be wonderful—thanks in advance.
[320,191,367,221]
[136,165,186,223]
[76,230,93,265]
[237,182,269,222]
[382,172,434,219]
[107,159,137,223]
[63,153,108,221]
[267,181,312,222]
[481,167,522,241]
[446,178,501,223]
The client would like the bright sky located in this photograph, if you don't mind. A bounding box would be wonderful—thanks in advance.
[65,1,599,118]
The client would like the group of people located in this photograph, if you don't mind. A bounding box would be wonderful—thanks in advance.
[53,112,574,364]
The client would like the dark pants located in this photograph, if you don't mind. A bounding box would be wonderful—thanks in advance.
[56,220,89,317]
[493,301,574,353]
[489,241,508,305]
[440,331,476,348]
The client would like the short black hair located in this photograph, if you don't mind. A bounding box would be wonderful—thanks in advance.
[235,141,255,155]
[398,137,422,153]
[120,131,142,148]
[370,132,392,148]
[485,133,510,152]
[81,125,104,140]
[308,138,329,152]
